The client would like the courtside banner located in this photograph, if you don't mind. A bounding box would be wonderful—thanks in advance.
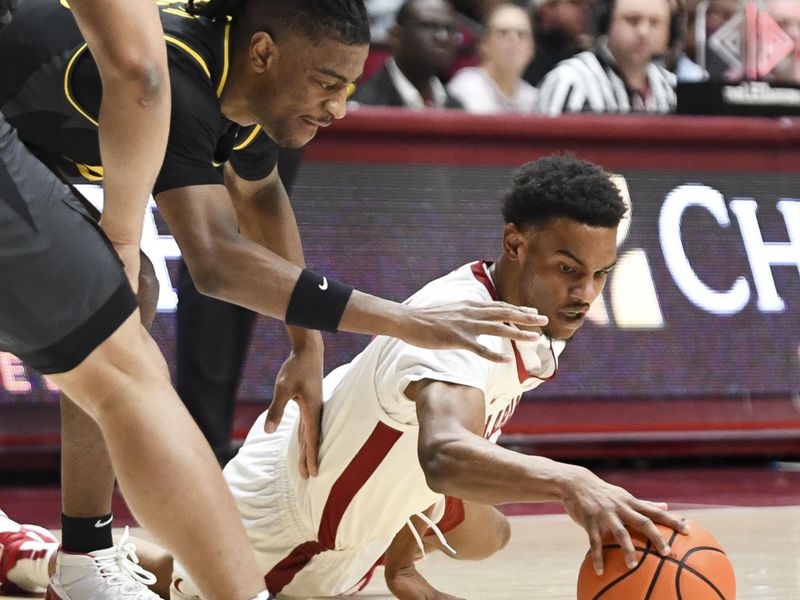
[1,112,798,404]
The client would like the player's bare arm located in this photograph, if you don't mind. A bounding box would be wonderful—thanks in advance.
[156,183,548,359]
[225,163,324,478]
[67,0,170,290]
[411,378,688,575]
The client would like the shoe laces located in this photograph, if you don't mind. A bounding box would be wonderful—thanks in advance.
[92,527,157,596]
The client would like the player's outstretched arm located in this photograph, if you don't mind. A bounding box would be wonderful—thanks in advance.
[68,0,170,289]
[411,379,689,576]
[157,182,549,362]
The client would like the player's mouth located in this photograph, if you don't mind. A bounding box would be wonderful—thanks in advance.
[302,117,332,129]
[558,309,587,328]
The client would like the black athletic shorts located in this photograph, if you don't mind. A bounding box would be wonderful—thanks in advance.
[0,113,137,374]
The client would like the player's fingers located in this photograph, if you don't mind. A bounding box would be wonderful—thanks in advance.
[607,517,638,570]
[462,301,549,327]
[458,335,514,363]
[625,512,670,557]
[298,423,309,480]
[588,525,605,576]
[631,500,690,535]
[265,388,289,434]
[297,394,322,478]
[302,415,320,478]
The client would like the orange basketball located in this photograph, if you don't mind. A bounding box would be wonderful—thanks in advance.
[576,518,736,600]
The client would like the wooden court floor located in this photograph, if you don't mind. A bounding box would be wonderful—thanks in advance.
[2,506,797,600]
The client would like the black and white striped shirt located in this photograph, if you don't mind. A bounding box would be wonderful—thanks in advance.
[537,40,676,116]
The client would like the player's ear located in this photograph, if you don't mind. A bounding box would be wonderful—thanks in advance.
[502,223,526,260]
[250,31,278,73]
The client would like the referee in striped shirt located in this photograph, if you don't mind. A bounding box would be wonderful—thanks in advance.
[538,0,676,116]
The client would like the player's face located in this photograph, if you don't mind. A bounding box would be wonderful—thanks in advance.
[508,218,618,341]
[247,32,367,148]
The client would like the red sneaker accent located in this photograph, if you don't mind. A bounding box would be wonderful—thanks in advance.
[0,523,57,594]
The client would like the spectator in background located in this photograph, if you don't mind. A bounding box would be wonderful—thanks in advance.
[351,0,464,108]
[523,0,592,87]
[447,3,539,113]
[0,0,18,26]
[665,0,707,81]
[537,0,676,115]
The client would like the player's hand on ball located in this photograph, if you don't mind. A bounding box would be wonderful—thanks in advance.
[399,300,548,363]
[267,335,324,479]
[561,465,689,576]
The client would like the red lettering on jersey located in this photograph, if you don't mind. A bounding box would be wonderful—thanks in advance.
[484,394,522,440]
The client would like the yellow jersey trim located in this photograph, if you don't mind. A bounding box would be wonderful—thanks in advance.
[76,163,104,181]
[164,35,211,79]
[233,125,262,151]
[63,44,99,127]
[216,22,231,97]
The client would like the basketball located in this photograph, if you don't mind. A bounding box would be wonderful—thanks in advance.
[576,519,736,600]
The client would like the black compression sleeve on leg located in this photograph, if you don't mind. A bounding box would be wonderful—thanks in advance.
[285,269,353,332]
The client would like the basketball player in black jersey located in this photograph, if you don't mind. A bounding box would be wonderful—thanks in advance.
[0,0,277,597]
[0,0,547,597]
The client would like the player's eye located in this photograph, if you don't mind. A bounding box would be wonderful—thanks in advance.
[559,264,576,274]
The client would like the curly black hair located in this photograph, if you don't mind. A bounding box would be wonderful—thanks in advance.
[501,155,626,229]
[187,0,370,45]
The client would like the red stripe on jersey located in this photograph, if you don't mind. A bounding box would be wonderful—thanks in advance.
[470,261,529,384]
[426,495,465,535]
[469,261,497,300]
[265,421,403,594]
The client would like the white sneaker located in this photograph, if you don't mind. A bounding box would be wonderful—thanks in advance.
[0,509,58,594]
[46,527,159,600]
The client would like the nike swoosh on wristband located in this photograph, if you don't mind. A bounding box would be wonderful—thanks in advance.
[94,516,113,528]
[318,277,328,291]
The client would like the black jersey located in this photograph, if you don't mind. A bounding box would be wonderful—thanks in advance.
[0,0,278,194]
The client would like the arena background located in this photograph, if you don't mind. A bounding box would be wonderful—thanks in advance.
[1,110,799,458]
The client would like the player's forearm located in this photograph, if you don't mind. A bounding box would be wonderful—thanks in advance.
[226,169,322,349]
[97,79,170,243]
[420,434,581,506]
[69,0,170,244]
[203,239,407,338]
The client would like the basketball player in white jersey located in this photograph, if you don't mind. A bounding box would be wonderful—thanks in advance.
[1,155,687,599]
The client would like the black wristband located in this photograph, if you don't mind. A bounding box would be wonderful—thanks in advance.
[285,268,353,332]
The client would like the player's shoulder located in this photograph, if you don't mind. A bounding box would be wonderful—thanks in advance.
[407,261,496,308]
[159,5,229,90]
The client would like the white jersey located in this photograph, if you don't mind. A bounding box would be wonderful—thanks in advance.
[222,261,565,598]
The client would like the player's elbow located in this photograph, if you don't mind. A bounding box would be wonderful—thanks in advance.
[189,260,225,298]
[183,245,228,299]
[124,61,167,108]
[101,51,168,108]
[418,439,460,494]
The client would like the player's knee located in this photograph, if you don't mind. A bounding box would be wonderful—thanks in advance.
[494,514,511,553]
[462,514,510,560]
[137,251,159,328]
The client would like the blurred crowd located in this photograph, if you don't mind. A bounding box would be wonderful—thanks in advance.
[351,0,800,115]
